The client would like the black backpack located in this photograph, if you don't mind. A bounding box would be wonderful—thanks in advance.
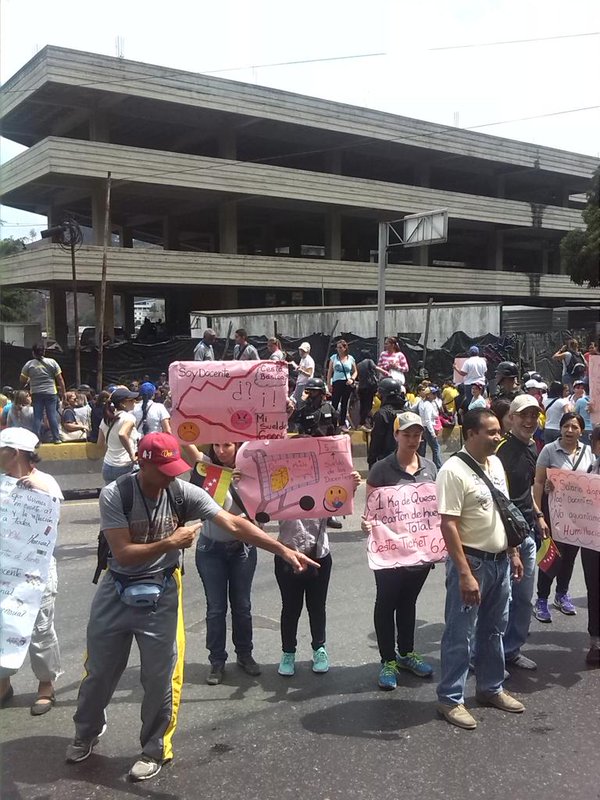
[566,350,585,375]
[92,474,187,584]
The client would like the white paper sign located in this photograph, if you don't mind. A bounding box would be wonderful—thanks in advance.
[0,478,60,670]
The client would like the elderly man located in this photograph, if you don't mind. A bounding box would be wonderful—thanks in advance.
[435,408,525,729]
[193,328,216,361]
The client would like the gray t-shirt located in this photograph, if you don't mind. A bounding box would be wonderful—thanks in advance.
[367,452,438,488]
[536,439,594,473]
[20,357,62,395]
[100,476,221,576]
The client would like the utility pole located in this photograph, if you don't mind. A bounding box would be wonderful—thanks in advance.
[68,221,82,386]
[377,222,388,357]
[97,172,112,391]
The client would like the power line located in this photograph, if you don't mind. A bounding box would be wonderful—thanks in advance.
[429,31,600,50]
[206,52,386,74]
[467,104,600,130]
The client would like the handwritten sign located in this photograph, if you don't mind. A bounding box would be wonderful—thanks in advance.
[453,358,467,385]
[547,468,600,552]
[365,482,446,568]
[236,435,354,523]
[169,360,289,445]
[0,479,60,670]
[589,354,600,426]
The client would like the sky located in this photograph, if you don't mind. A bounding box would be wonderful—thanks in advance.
[1,0,599,239]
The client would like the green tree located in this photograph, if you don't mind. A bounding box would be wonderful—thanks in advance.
[0,237,33,321]
[560,165,600,288]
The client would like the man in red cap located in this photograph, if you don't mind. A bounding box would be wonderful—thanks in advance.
[66,432,317,783]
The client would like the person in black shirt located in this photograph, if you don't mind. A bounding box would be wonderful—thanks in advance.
[367,379,406,468]
[356,351,388,429]
[495,395,549,671]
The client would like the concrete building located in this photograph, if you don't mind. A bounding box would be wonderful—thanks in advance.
[1,46,598,347]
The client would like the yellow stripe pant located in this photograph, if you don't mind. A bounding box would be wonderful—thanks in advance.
[73,569,185,762]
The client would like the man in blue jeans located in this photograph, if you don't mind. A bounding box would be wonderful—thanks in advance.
[495,395,550,671]
[435,408,525,729]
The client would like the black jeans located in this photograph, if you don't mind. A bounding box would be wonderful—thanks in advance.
[357,387,377,425]
[537,541,579,599]
[331,382,353,427]
[373,565,432,661]
[274,552,332,652]
[581,547,600,638]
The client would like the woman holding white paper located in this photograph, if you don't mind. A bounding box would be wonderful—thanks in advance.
[361,411,438,691]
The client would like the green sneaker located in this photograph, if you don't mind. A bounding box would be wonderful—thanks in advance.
[378,660,398,691]
[278,652,295,676]
[396,651,433,678]
[312,646,329,673]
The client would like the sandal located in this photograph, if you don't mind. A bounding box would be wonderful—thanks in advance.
[30,693,55,716]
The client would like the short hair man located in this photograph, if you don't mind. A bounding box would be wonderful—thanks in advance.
[193,328,216,361]
[66,433,316,782]
[233,329,259,361]
[435,408,525,729]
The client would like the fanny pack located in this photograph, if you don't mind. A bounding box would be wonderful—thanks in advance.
[111,567,175,608]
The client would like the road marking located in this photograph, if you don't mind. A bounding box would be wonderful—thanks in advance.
[65,500,99,507]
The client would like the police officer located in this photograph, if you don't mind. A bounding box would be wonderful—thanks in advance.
[493,361,523,402]
[367,378,406,468]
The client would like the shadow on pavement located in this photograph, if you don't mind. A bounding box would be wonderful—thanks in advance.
[301,697,432,739]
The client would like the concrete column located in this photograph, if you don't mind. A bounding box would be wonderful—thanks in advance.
[165,292,193,336]
[89,111,110,142]
[122,294,135,336]
[218,201,238,254]
[162,216,179,251]
[48,287,68,349]
[94,283,114,341]
[417,245,429,267]
[121,226,133,248]
[218,129,237,160]
[91,183,109,246]
[487,228,504,270]
[325,210,342,260]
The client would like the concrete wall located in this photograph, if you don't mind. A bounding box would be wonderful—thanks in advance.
[191,302,501,344]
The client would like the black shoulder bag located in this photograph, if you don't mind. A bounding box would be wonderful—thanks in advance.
[453,452,529,547]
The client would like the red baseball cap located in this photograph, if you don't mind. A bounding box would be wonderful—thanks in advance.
[138,433,190,477]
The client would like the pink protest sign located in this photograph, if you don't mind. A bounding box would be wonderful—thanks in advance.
[547,467,600,552]
[589,354,600,426]
[365,482,446,569]
[453,358,467,385]
[235,435,354,523]
[169,360,288,445]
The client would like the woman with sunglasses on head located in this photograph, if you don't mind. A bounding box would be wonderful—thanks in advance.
[97,387,140,484]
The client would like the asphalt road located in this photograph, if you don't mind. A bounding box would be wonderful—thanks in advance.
[1,487,598,800]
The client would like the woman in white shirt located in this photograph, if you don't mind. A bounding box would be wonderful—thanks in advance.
[543,381,572,444]
[134,382,171,436]
[290,342,315,406]
[467,383,487,410]
[267,337,286,361]
[98,387,139,484]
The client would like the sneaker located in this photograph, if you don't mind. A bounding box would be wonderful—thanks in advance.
[312,646,329,673]
[206,664,225,685]
[326,517,343,530]
[396,651,433,678]
[236,655,261,676]
[533,598,552,623]
[278,652,296,676]
[65,724,106,763]
[475,690,525,713]
[554,592,577,615]
[506,653,537,671]
[436,703,477,730]
[129,755,162,782]
[378,660,398,691]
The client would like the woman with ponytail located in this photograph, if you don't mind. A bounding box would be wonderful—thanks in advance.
[133,381,171,436]
[6,390,36,432]
[97,387,139,484]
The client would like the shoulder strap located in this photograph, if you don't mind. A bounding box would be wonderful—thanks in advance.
[166,479,187,526]
[116,473,136,517]
[571,445,589,472]
[453,452,499,498]
[228,483,252,521]
[545,398,559,412]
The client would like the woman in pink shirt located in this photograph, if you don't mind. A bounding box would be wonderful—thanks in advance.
[377,337,409,385]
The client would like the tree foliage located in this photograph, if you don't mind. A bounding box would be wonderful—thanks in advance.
[560,165,600,288]
[0,237,33,322]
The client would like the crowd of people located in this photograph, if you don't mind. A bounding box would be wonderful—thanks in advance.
[0,333,598,782]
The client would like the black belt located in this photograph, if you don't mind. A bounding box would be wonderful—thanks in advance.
[463,546,507,562]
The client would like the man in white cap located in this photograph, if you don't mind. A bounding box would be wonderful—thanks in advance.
[0,428,63,715]
[289,342,315,406]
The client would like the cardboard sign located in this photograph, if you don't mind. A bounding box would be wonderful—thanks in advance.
[365,482,446,568]
[589,354,600,426]
[169,360,289,445]
[0,480,60,670]
[453,357,467,385]
[547,467,600,552]
[236,435,354,523]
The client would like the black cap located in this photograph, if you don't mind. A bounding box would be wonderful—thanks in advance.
[111,388,139,403]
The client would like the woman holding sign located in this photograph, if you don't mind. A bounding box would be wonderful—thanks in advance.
[362,411,438,690]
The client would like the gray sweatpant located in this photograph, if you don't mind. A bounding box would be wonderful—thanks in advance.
[0,558,62,683]
[73,569,185,762]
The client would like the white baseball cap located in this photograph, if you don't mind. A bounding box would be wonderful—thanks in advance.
[0,427,40,452]
[299,342,311,353]
[394,412,424,432]
[525,379,546,390]
[510,395,541,415]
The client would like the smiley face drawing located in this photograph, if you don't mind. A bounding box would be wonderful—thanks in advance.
[230,409,254,430]
[177,421,200,442]
[323,485,348,513]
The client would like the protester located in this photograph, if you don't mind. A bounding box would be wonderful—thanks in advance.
[97,387,139,484]
[267,337,286,361]
[193,328,216,361]
[436,408,525,730]
[553,338,585,389]
[582,425,600,665]
[467,382,487,410]
[493,361,521,402]
[20,343,66,444]
[572,381,592,445]
[60,391,88,441]
[0,428,63,715]
[543,381,572,444]
[584,341,598,366]
[326,339,357,430]
[134,382,171,436]
[458,346,487,404]
[356,350,387,429]
[362,412,436,690]
[66,433,317,782]
[87,390,110,444]
[416,386,442,469]
[441,379,460,423]
[190,443,261,685]
[367,379,406,467]
[5,389,36,432]
[233,329,259,360]
[289,342,315,406]
[0,386,15,427]
[495,395,549,671]
[490,397,511,435]
[533,412,594,622]
[377,337,409,385]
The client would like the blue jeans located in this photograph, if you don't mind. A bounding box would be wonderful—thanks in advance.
[504,534,536,661]
[437,553,510,706]
[32,393,61,442]
[418,428,442,469]
[102,462,134,484]
[195,535,257,665]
